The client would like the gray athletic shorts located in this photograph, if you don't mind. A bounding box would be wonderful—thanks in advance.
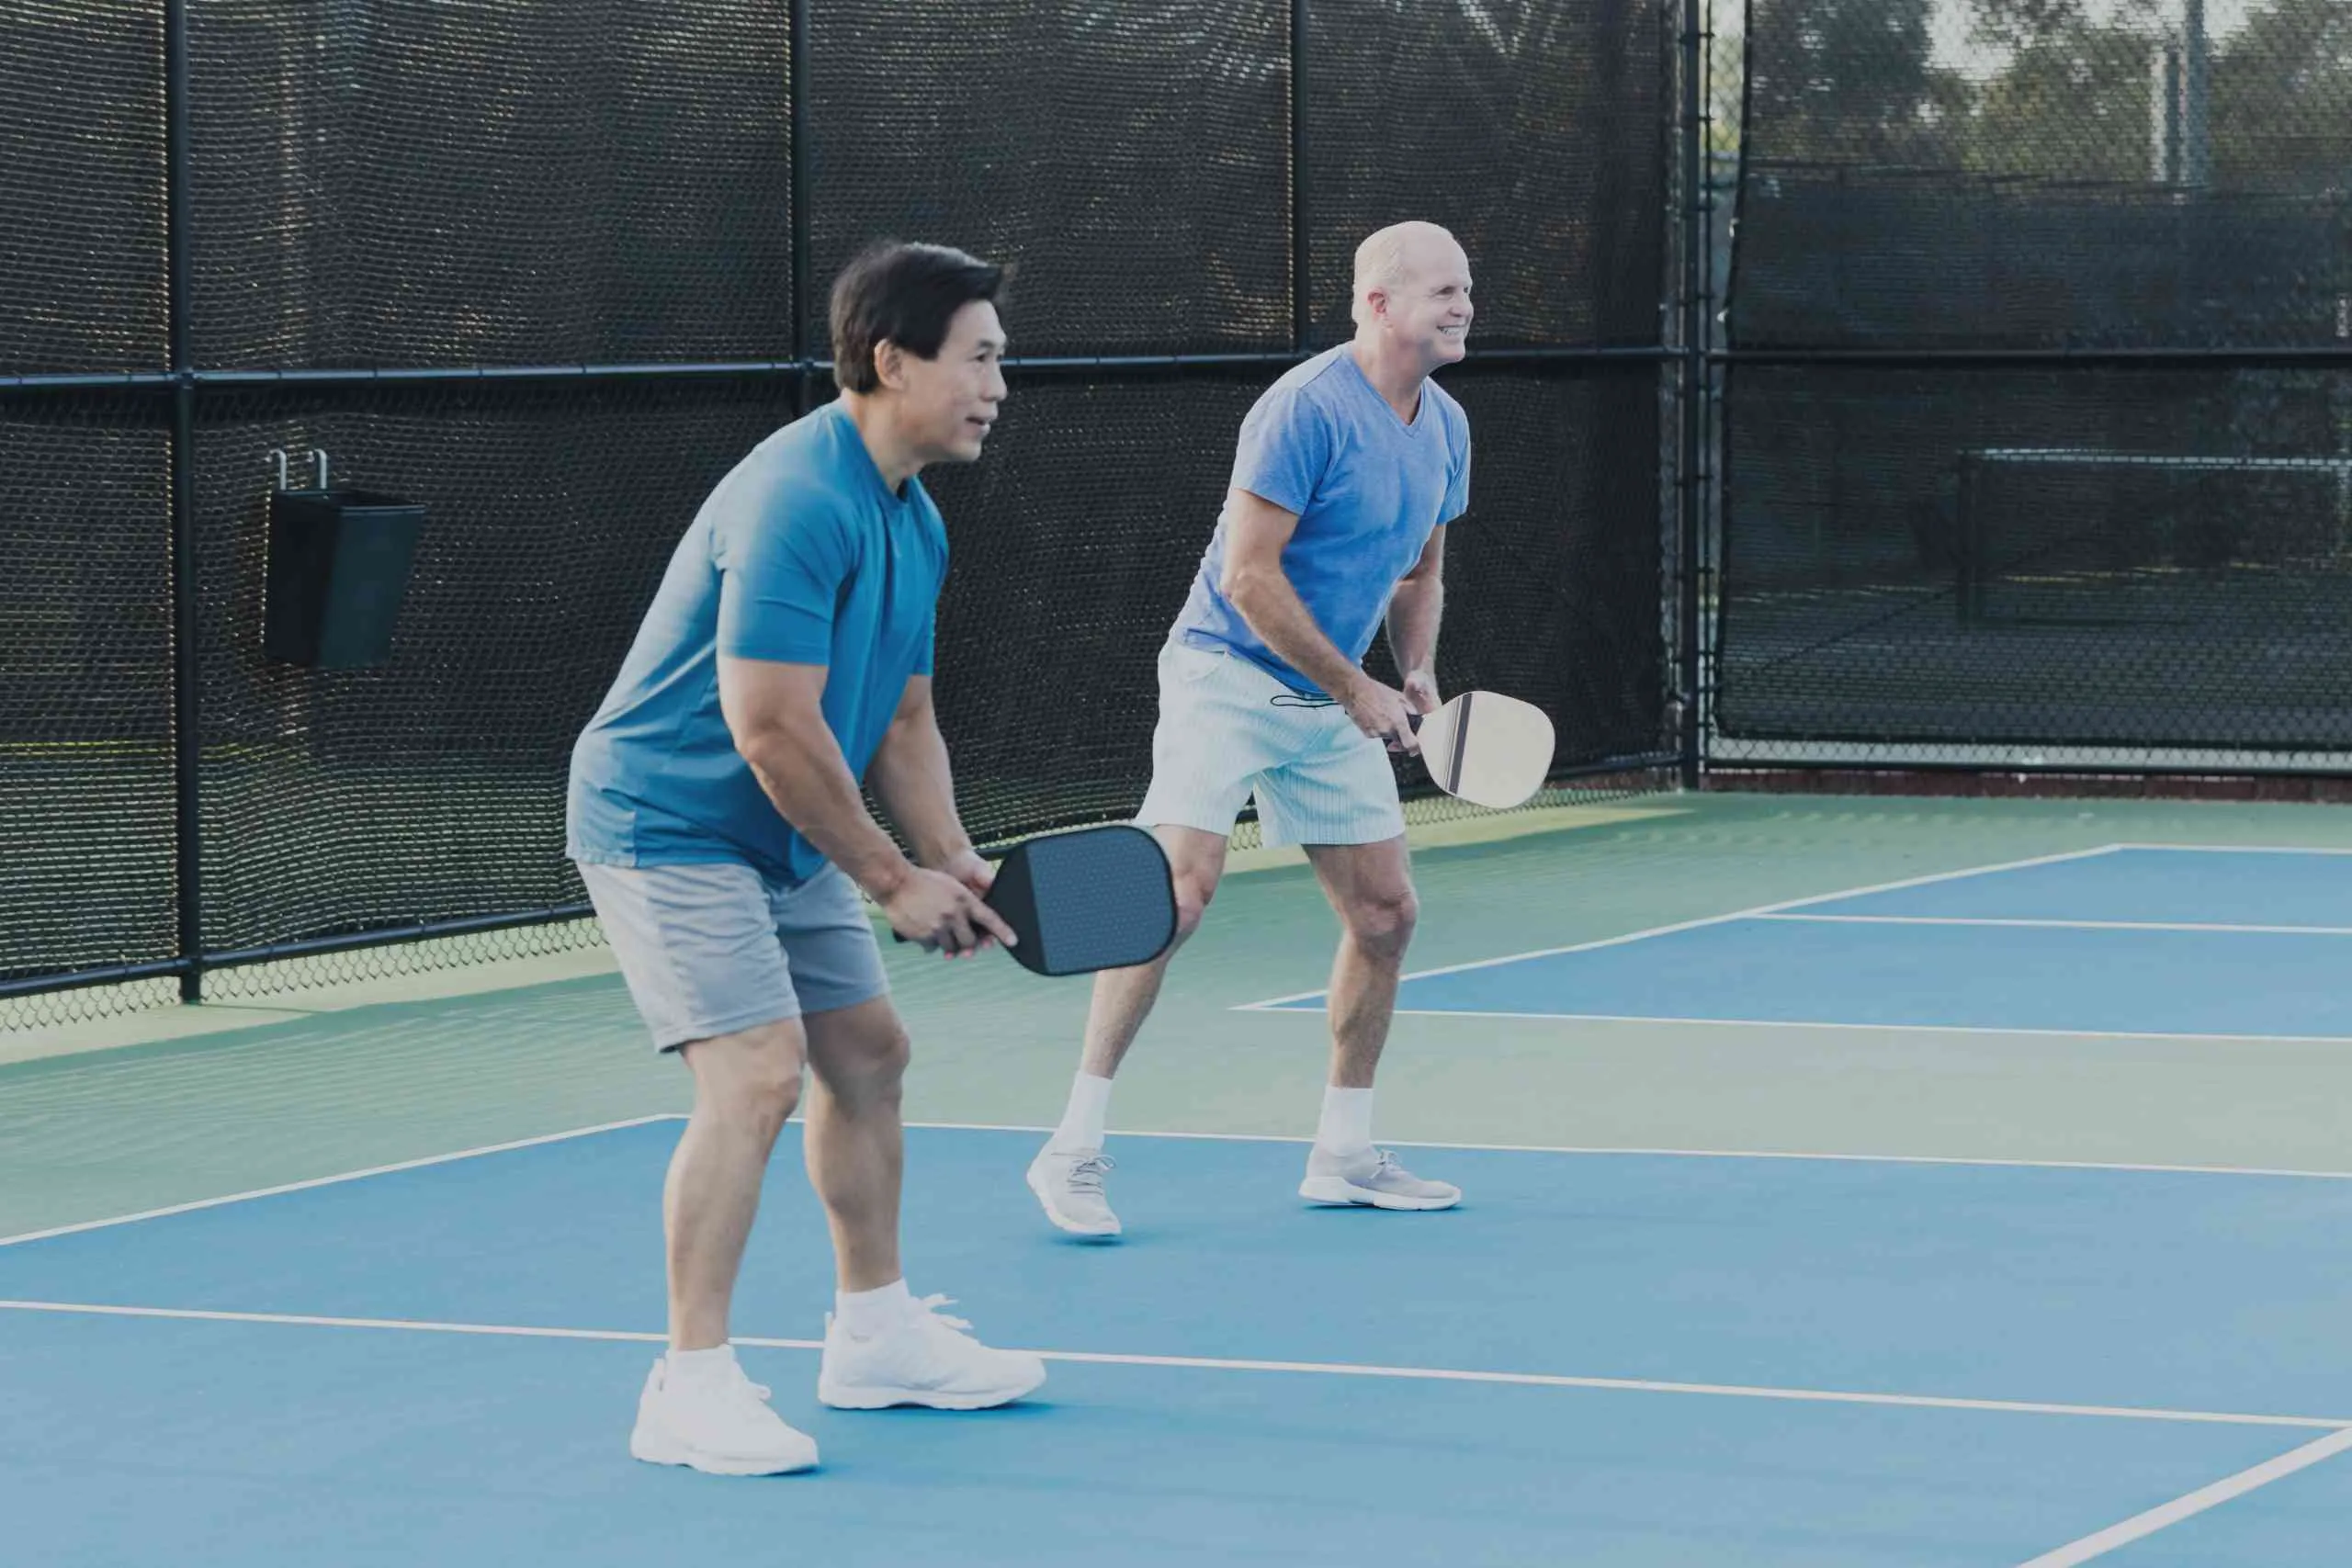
[576,859,890,1051]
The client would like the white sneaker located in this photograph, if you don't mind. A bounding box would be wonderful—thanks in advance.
[818,1294,1048,1411]
[1027,1145,1122,1237]
[629,1350,820,1476]
[1298,1145,1462,1211]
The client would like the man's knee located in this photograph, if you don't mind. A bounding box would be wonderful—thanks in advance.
[1343,886,1419,960]
[1155,825,1228,945]
[686,1026,804,1135]
[854,1021,913,1100]
[1172,874,1219,941]
[807,999,912,1108]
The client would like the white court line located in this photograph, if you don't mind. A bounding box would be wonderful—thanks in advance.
[2015,1425,2352,1567]
[0,1113,686,1249]
[4,1298,2345,1435]
[2108,843,2352,857]
[1233,844,2129,1010]
[1755,913,2352,937]
[0,1299,682,1345]
[1272,1006,2352,1048]
[902,1120,2352,1182]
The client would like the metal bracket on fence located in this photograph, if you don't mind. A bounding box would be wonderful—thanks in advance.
[269,448,330,491]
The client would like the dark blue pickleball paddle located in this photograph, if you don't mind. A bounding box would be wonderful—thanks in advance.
[893,824,1176,976]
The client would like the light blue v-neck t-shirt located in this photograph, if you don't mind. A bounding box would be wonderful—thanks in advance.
[1173,344,1471,694]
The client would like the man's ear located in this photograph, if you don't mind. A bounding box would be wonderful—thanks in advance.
[873,339,906,391]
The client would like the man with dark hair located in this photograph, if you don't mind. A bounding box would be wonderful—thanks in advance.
[569,241,1044,1477]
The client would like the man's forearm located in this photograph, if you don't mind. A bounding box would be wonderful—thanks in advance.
[1385,574,1442,679]
[1230,572,1368,697]
[738,715,914,897]
[865,715,972,868]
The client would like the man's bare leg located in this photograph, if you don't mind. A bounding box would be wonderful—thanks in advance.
[1295,836,1458,1210]
[1077,825,1231,1079]
[798,996,910,1293]
[802,998,1047,1411]
[667,1020,805,1351]
[1304,835,1418,1092]
[633,1019,819,1476]
[1029,825,1228,1235]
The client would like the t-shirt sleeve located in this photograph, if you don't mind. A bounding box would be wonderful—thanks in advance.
[1442,411,1472,525]
[1228,383,1334,516]
[714,486,855,664]
[913,525,946,678]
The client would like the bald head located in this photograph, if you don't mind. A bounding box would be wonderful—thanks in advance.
[1348,221,1474,376]
[1351,221,1466,326]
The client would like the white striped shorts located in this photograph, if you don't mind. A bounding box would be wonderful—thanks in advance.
[1136,639,1406,849]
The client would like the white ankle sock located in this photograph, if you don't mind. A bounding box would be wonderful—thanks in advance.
[1316,1086,1374,1156]
[665,1343,738,1381]
[835,1278,912,1337]
[1050,1071,1114,1153]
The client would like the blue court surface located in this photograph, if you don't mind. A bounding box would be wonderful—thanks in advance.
[1259,846,2352,1041]
[6,1120,2352,1564]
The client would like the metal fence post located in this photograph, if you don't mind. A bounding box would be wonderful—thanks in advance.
[164,0,205,1001]
[790,0,813,416]
[1291,0,1310,352]
[1677,0,1709,787]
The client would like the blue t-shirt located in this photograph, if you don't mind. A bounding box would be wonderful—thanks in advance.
[567,401,947,885]
[1173,345,1471,694]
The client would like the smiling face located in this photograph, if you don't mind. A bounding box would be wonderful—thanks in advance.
[1354,222,1474,375]
[876,300,1008,467]
[1387,240,1475,369]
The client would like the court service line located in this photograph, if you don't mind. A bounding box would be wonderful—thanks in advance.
[1233,843,2130,1010]
[4,1297,2346,1435]
[2015,1425,2352,1567]
[1356,1007,2352,1047]
[0,1114,685,1250]
[899,1120,2352,1182]
[1753,913,2352,936]
[2108,843,2352,857]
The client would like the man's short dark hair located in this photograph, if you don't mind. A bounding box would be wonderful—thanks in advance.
[829,242,1007,395]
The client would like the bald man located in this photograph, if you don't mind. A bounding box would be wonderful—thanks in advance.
[1026,221,1475,1236]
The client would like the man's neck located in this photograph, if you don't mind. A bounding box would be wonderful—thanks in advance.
[1348,337,1430,424]
[838,392,922,492]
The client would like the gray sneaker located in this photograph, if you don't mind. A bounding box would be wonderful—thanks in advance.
[1298,1145,1461,1211]
[1027,1145,1122,1237]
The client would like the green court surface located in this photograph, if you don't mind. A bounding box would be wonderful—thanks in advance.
[11,789,2352,1239]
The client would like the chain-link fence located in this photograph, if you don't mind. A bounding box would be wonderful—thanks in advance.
[1716,0,2352,773]
[2,1,1681,1028]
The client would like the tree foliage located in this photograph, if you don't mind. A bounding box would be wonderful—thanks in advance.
[1745,0,2352,193]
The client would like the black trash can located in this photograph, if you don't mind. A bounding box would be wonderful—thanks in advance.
[263,487,427,670]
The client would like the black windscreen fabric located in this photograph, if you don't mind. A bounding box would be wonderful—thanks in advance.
[0,398,176,980]
[1737,0,2352,350]
[1368,367,1668,768]
[1305,0,1667,348]
[0,2,167,375]
[4,3,1676,1003]
[189,381,795,951]
[920,376,1264,840]
[805,2,1289,355]
[1718,366,2352,750]
[1736,168,2352,351]
[185,0,793,368]
[922,366,1665,846]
